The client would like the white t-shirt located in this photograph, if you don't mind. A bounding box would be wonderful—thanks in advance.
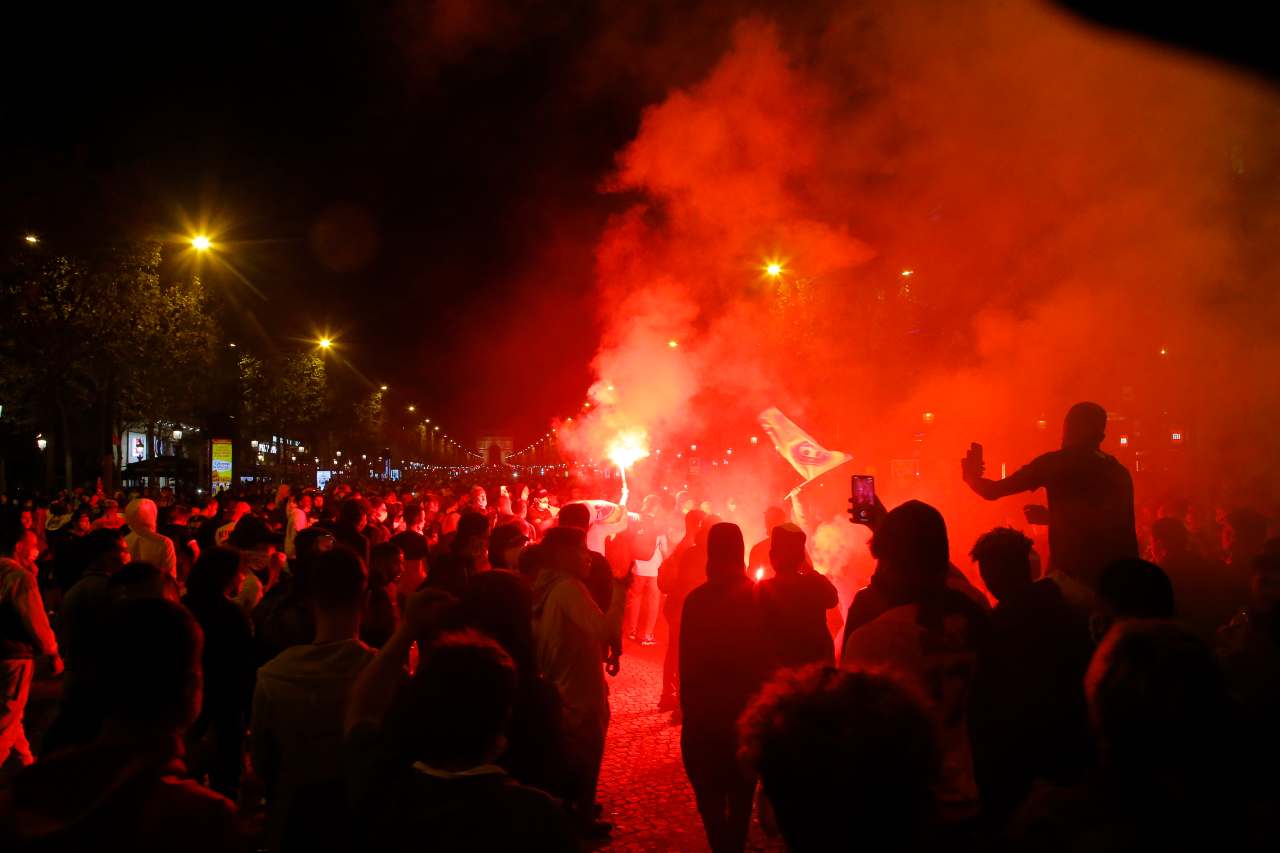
[634,533,667,578]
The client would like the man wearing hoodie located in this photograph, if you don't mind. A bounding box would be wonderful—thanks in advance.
[124,498,177,579]
[251,546,375,852]
[679,522,773,853]
[532,526,626,838]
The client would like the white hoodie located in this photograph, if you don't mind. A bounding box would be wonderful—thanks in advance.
[124,499,177,578]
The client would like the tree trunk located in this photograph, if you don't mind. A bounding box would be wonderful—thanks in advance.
[54,390,73,490]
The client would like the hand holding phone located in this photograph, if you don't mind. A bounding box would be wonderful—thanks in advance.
[961,442,985,481]
[849,475,876,526]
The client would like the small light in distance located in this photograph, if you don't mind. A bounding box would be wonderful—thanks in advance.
[318,338,332,349]
[901,269,913,277]
[408,405,416,412]
[1159,346,1168,356]
[749,435,759,445]
[191,235,212,251]
[667,339,678,348]
[24,234,39,245]
[380,384,388,391]
[922,411,935,424]
[1119,435,1129,446]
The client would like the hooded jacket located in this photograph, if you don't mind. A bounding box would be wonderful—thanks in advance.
[532,568,619,727]
[251,639,375,849]
[124,499,177,578]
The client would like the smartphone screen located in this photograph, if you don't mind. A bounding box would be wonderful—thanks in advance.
[850,475,876,524]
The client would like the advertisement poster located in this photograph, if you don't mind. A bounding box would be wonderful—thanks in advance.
[211,439,233,492]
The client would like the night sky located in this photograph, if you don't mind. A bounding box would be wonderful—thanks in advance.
[0,2,750,445]
[2,2,1268,447]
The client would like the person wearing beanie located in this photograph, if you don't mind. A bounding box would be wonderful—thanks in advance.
[678,522,773,853]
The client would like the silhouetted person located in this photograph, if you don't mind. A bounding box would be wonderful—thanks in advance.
[252,545,374,852]
[963,401,1138,593]
[739,666,941,853]
[747,506,788,581]
[1091,557,1174,643]
[966,527,1094,825]
[182,547,254,800]
[556,502,621,672]
[1216,547,1280,789]
[1010,621,1252,852]
[1222,508,1269,602]
[346,628,576,852]
[0,598,245,852]
[679,522,772,853]
[841,500,987,822]
[426,511,488,599]
[532,526,624,837]
[1151,516,1232,639]
[755,523,839,669]
[449,569,569,800]
[657,509,708,711]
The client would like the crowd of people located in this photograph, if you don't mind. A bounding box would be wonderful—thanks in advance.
[0,401,1278,851]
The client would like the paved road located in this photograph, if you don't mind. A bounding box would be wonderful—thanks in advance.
[596,627,785,852]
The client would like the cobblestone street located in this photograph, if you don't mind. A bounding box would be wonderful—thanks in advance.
[596,627,784,852]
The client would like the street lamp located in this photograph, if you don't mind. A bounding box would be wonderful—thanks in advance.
[24,234,39,245]
[36,435,47,451]
[318,338,332,350]
[191,235,212,251]
[407,405,416,413]
[380,384,388,391]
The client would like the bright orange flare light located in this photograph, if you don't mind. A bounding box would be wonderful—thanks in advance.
[318,338,332,349]
[606,428,651,470]
[765,261,783,277]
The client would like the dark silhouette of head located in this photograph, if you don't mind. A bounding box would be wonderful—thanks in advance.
[453,512,490,558]
[871,501,950,601]
[683,508,708,541]
[305,545,368,618]
[769,523,808,575]
[107,561,178,603]
[739,665,940,852]
[557,502,591,532]
[1094,558,1175,641]
[1086,620,1232,776]
[398,630,517,770]
[763,505,788,535]
[185,547,242,601]
[455,569,536,674]
[540,526,590,580]
[101,598,204,734]
[705,522,745,583]
[970,527,1036,602]
[369,542,403,589]
[1062,401,1108,449]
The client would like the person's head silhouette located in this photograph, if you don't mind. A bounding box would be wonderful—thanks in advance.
[705,522,745,583]
[970,527,1037,603]
[1063,401,1108,449]
[871,500,949,601]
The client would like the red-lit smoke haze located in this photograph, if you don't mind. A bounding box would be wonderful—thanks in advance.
[556,0,1280,597]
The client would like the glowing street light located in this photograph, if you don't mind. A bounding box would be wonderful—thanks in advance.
[765,261,783,277]
[380,384,388,391]
[407,405,416,413]
[24,234,39,245]
[191,235,212,251]
[36,434,47,451]
[318,338,332,350]
[667,339,678,349]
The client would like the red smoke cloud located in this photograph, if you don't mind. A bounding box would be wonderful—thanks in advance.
[560,0,1280,595]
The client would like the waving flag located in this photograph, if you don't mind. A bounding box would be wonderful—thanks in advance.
[758,407,851,483]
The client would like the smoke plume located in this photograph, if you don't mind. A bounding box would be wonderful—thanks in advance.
[558,0,1280,594]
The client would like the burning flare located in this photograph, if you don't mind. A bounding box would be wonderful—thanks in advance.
[606,428,651,470]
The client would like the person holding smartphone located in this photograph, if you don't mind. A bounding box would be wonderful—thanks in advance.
[961,401,1138,595]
